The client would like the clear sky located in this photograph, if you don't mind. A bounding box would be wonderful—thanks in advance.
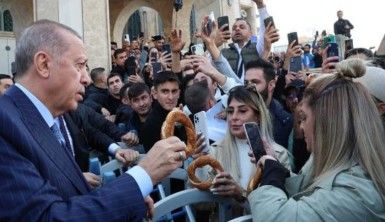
[266,0,384,51]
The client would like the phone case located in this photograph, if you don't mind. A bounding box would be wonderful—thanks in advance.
[289,56,303,72]
[327,43,339,58]
[152,62,162,76]
[287,32,298,46]
[264,16,274,28]
[194,111,210,153]
[191,44,205,56]
[217,16,229,31]
[243,122,265,162]
[162,44,171,54]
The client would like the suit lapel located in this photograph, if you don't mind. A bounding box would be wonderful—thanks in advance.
[7,86,90,194]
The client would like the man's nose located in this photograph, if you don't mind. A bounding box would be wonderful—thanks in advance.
[81,70,91,86]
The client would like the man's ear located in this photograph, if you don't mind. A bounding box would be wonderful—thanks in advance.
[268,79,276,93]
[34,51,52,78]
[122,97,130,106]
[151,87,157,100]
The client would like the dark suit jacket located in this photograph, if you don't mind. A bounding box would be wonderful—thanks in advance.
[0,86,145,221]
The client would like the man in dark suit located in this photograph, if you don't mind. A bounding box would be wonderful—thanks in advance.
[334,10,354,38]
[0,19,186,221]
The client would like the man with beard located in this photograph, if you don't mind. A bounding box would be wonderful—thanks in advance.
[111,48,128,80]
[244,58,293,148]
[302,44,315,69]
[221,0,271,81]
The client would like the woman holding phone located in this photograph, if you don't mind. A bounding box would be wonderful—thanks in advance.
[195,85,290,220]
[248,59,385,221]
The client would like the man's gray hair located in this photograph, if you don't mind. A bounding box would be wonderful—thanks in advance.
[15,19,81,77]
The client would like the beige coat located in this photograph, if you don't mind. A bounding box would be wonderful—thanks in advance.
[248,157,385,221]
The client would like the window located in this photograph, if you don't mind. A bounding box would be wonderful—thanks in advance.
[3,10,13,32]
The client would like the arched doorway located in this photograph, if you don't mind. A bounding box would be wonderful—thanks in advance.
[121,7,164,43]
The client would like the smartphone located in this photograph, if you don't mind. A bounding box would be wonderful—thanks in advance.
[264,16,275,28]
[191,43,205,56]
[327,43,339,58]
[124,34,130,43]
[152,62,162,77]
[217,16,229,31]
[150,51,158,62]
[206,11,215,35]
[162,44,171,55]
[193,111,210,153]
[243,122,265,162]
[345,39,354,52]
[289,56,303,72]
[287,32,298,46]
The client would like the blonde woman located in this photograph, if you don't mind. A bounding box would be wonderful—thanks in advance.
[193,85,291,219]
[249,58,385,221]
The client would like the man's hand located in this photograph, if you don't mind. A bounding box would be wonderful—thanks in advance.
[138,136,186,185]
[197,16,218,46]
[159,51,172,69]
[144,196,154,221]
[101,107,110,117]
[121,132,139,146]
[128,74,144,84]
[105,114,116,123]
[115,148,140,166]
[262,24,280,59]
[83,172,101,189]
[215,24,231,47]
[283,41,302,70]
[189,55,217,77]
[170,29,186,53]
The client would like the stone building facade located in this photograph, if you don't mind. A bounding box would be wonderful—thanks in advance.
[0,0,260,74]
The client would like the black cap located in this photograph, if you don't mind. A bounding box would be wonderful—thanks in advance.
[151,35,164,41]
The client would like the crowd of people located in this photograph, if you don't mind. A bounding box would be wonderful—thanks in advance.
[1,0,385,221]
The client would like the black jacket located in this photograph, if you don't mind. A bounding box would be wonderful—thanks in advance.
[85,84,108,100]
[68,104,126,171]
[334,19,354,38]
[269,99,293,149]
[139,101,186,153]
[84,93,121,115]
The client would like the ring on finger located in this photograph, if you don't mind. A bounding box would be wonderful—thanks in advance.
[178,151,184,161]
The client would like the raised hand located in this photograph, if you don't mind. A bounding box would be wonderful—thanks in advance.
[215,23,231,47]
[262,23,280,59]
[198,16,219,46]
[170,29,186,53]
[321,45,339,73]
[211,172,245,202]
[192,132,209,159]
[83,172,101,189]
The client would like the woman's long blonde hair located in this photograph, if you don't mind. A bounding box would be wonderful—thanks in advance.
[303,58,385,201]
[212,86,274,182]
